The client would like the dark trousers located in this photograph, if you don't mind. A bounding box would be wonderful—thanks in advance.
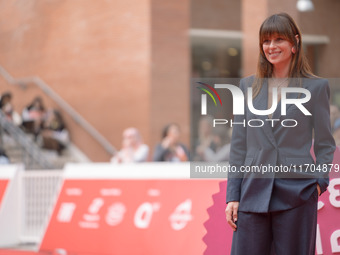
[230,189,318,255]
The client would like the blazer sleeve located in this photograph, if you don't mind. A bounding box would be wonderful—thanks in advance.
[226,78,248,203]
[312,79,336,194]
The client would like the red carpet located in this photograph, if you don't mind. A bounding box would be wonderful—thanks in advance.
[0,250,46,255]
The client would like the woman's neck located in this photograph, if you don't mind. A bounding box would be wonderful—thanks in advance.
[272,63,290,78]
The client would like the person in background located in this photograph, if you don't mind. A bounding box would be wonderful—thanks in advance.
[330,104,340,131]
[196,125,231,162]
[0,92,10,108]
[332,118,340,146]
[0,92,22,126]
[193,115,218,161]
[21,96,46,135]
[0,148,10,164]
[39,109,69,155]
[111,127,149,163]
[153,123,189,162]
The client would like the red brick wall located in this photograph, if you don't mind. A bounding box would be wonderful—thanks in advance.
[0,0,151,161]
[299,0,340,77]
[1,0,339,162]
[0,0,191,161]
[150,0,190,156]
[191,0,241,30]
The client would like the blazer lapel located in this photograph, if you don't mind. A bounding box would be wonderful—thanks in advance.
[251,79,277,148]
[272,79,300,127]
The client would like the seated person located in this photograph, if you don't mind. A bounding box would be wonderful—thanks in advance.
[21,96,46,134]
[0,148,10,164]
[39,109,69,154]
[111,127,149,163]
[196,125,231,162]
[193,115,218,161]
[153,123,189,162]
[0,92,22,126]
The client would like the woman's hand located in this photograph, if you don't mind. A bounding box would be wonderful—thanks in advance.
[161,136,175,149]
[225,201,239,231]
[317,183,321,196]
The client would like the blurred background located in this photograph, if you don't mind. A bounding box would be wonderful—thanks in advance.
[0,0,340,168]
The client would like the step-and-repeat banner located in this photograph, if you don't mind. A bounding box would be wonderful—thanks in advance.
[0,163,338,254]
[37,163,340,255]
[39,163,230,255]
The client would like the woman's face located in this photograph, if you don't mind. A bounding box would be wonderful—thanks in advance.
[262,34,294,68]
[167,125,180,143]
[33,101,42,110]
[122,129,139,148]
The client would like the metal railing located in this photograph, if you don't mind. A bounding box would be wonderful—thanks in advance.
[0,111,54,169]
[0,65,116,156]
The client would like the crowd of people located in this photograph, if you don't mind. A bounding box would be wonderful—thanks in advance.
[111,116,232,163]
[0,91,230,164]
[111,123,191,163]
[3,90,340,165]
[111,104,340,164]
[0,91,70,164]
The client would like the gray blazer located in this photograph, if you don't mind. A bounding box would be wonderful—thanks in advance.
[226,75,336,213]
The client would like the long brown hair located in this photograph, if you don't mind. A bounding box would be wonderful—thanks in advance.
[253,13,314,98]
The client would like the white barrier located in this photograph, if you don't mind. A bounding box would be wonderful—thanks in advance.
[0,165,63,246]
[0,164,22,246]
[19,170,63,243]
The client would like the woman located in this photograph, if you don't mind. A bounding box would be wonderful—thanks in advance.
[225,13,335,255]
[111,127,149,163]
[153,123,189,162]
[0,92,22,126]
[22,96,46,134]
[40,109,70,155]
[194,115,218,161]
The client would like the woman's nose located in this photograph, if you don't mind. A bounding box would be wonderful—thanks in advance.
[269,40,276,48]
